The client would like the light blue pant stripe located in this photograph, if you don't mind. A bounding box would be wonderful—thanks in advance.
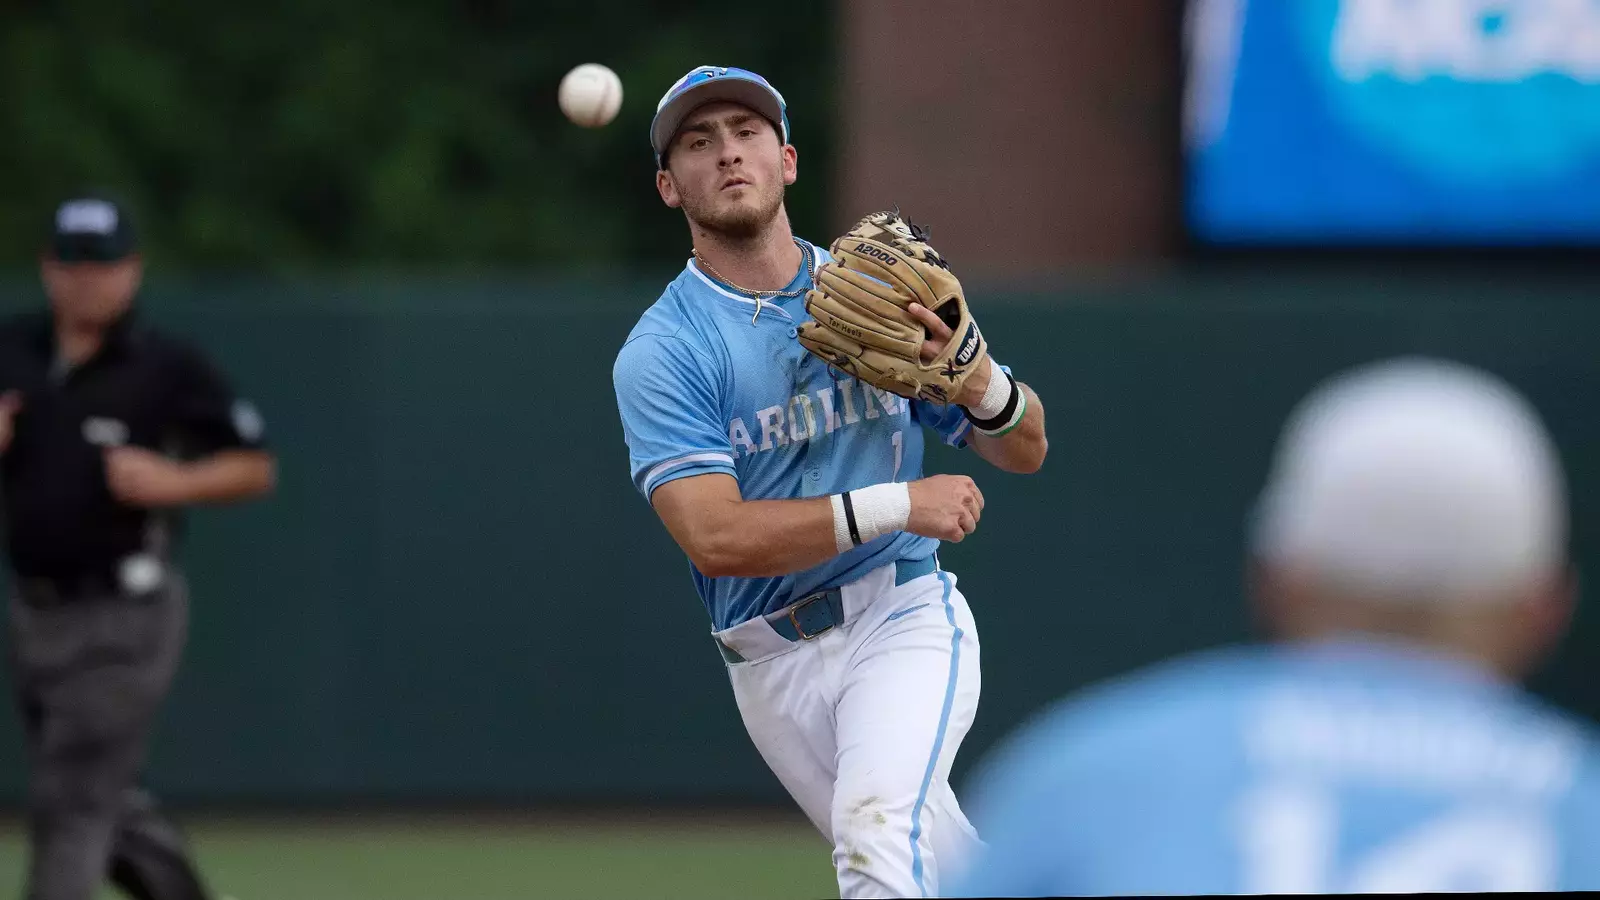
[909,571,962,897]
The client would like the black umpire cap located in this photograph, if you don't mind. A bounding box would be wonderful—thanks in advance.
[47,195,138,263]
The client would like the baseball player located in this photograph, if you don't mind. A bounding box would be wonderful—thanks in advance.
[947,357,1600,896]
[611,65,1048,899]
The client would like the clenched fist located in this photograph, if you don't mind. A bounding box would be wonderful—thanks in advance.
[906,474,985,543]
[104,446,193,508]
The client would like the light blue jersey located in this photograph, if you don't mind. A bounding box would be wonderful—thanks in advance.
[949,637,1600,896]
[612,240,978,631]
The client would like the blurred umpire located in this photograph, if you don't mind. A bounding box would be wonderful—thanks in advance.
[0,195,276,900]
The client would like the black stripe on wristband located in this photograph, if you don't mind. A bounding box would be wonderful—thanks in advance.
[841,491,863,546]
[962,372,1020,430]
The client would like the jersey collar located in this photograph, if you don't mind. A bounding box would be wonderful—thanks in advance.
[33,306,142,375]
[683,240,821,323]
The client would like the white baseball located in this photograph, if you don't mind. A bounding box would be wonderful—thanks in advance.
[559,63,623,128]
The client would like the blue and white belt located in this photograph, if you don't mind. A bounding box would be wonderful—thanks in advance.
[714,555,938,664]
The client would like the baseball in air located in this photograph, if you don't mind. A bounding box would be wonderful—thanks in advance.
[559,63,623,128]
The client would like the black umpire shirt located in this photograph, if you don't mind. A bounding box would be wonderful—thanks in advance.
[0,309,267,580]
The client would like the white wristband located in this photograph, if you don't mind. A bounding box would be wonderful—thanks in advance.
[974,388,1027,437]
[970,367,1013,420]
[831,482,912,553]
[830,494,854,554]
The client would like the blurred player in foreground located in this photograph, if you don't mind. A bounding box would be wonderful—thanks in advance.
[948,357,1600,895]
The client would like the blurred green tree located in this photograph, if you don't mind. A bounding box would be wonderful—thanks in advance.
[0,0,835,272]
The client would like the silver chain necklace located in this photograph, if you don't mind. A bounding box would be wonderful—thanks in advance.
[693,238,814,323]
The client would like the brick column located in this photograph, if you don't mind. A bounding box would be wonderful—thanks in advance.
[836,0,1179,276]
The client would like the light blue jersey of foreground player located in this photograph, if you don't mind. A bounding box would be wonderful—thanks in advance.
[949,637,1600,896]
[612,240,993,631]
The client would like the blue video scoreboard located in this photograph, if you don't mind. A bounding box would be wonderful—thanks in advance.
[1184,0,1600,246]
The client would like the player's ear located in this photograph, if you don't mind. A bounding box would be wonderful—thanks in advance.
[1247,557,1300,640]
[781,144,798,187]
[657,169,682,209]
[1509,564,1578,678]
[122,253,145,288]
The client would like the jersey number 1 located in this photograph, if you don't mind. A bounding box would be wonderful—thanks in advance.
[891,430,904,482]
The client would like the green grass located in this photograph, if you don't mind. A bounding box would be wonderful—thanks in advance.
[0,814,840,900]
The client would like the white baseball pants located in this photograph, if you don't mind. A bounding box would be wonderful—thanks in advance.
[714,559,984,898]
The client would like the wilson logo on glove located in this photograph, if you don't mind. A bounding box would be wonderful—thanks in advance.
[953,324,982,368]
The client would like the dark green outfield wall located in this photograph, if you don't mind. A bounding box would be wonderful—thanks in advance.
[0,267,1595,806]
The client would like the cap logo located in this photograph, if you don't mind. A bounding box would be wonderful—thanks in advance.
[57,200,118,236]
[658,66,731,112]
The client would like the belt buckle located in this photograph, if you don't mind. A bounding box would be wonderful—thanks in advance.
[787,592,835,641]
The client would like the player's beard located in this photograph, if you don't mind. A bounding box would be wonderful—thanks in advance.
[681,179,785,243]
